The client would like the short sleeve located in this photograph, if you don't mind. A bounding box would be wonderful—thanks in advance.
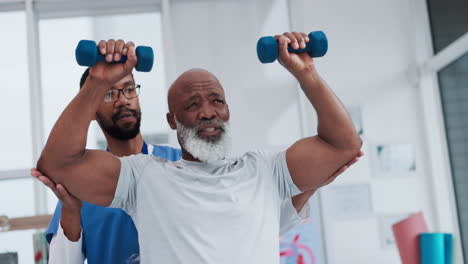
[297,200,311,220]
[279,199,311,236]
[255,150,301,200]
[271,151,301,200]
[48,221,85,263]
[108,154,152,214]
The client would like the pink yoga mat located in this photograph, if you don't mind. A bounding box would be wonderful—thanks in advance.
[392,212,428,264]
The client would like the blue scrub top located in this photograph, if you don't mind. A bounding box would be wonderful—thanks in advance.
[46,143,182,264]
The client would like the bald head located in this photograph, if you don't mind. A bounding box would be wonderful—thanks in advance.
[165,68,231,161]
[166,67,229,130]
[167,68,223,113]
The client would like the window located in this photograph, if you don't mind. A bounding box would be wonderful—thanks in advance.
[0,1,167,262]
[0,11,37,263]
[436,53,468,261]
[427,0,468,260]
[0,12,32,171]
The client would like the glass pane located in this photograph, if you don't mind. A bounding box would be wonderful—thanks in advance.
[0,12,33,171]
[93,13,169,139]
[39,17,96,150]
[0,179,37,264]
[437,53,468,261]
[0,12,36,264]
[0,179,35,218]
[427,0,468,53]
[39,12,167,214]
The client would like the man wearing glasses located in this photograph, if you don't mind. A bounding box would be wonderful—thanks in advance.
[33,68,182,263]
[32,64,356,263]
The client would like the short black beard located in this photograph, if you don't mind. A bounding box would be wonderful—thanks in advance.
[96,108,142,140]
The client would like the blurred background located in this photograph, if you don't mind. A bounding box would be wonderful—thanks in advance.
[0,0,466,263]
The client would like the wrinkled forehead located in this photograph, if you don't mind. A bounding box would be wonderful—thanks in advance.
[179,79,225,97]
[171,76,225,107]
[168,69,227,112]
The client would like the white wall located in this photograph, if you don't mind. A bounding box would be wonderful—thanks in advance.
[290,0,442,263]
[167,0,447,263]
[0,0,455,263]
[169,0,303,153]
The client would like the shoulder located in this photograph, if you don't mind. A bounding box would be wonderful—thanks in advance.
[119,153,167,172]
[119,153,152,162]
[229,150,272,167]
[240,150,278,161]
[237,150,286,168]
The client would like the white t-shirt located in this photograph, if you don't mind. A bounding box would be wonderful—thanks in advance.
[110,150,301,264]
[48,200,310,264]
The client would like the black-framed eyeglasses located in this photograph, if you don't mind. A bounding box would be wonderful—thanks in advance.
[104,84,141,103]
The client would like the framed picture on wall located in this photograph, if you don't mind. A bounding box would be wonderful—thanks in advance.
[320,183,374,220]
[378,214,411,249]
[371,144,416,178]
[347,105,364,137]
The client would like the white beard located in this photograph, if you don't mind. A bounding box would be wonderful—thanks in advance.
[175,119,231,162]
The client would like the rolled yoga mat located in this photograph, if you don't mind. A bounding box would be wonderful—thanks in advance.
[420,233,445,264]
[392,212,428,264]
[444,233,453,264]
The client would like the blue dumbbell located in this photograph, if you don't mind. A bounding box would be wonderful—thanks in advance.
[256,31,328,63]
[75,40,154,72]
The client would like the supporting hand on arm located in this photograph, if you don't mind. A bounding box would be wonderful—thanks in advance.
[31,168,82,241]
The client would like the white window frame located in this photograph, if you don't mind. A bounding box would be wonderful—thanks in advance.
[400,0,467,262]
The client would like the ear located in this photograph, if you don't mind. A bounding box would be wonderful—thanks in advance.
[166,112,177,130]
[225,104,230,120]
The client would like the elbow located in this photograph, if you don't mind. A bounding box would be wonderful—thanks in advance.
[342,136,363,156]
[36,153,62,183]
[36,154,47,174]
[351,137,363,152]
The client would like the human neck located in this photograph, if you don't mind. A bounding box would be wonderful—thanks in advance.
[105,133,144,157]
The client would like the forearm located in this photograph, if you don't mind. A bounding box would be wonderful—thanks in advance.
[296,68,361,150]
[60,207,82,242]
[38,77,110,179]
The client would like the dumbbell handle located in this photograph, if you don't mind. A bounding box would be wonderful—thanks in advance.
[95,52,128,64]
[287,46,309,54]
[286,31,327,57]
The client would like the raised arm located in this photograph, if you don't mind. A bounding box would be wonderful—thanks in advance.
[37,40,137,206]
[276,32,362,191]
